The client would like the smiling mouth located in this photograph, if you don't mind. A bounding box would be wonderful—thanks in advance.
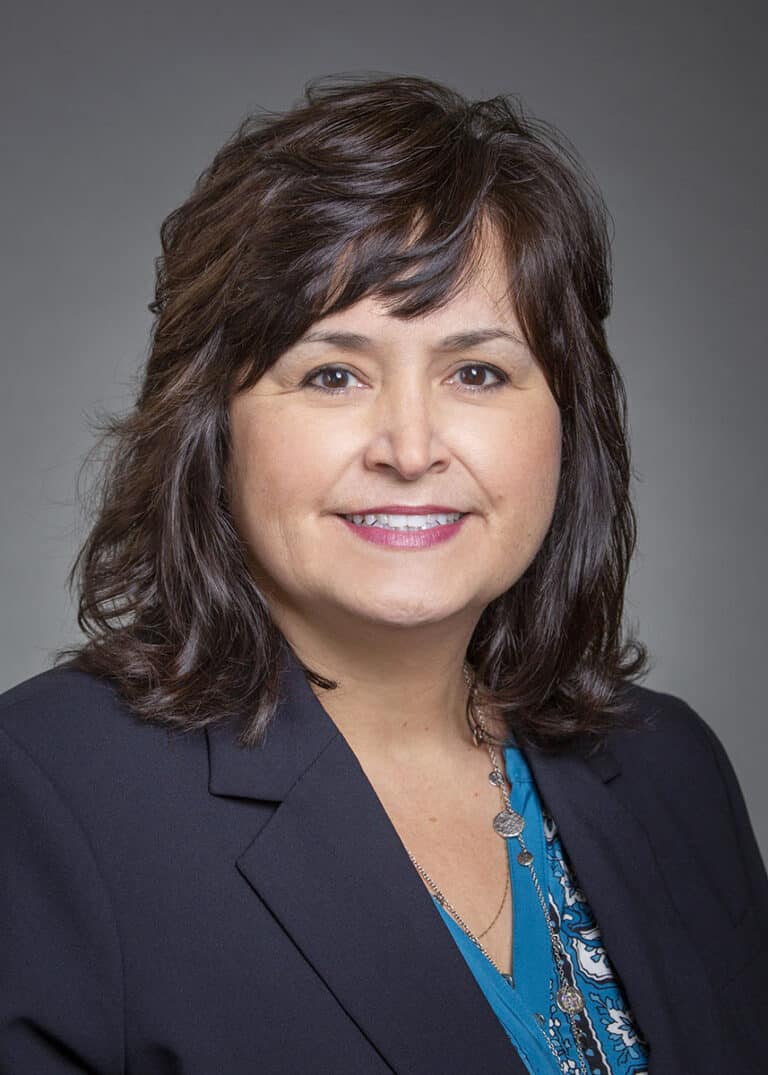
[337,511,466,531]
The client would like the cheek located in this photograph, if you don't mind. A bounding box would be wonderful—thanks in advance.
[228,402,331,528]
[492,403,562,529]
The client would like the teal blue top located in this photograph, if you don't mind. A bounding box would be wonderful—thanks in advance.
[432,741,650,1074]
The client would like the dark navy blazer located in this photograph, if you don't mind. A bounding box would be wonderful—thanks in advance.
[1,640,767,1074]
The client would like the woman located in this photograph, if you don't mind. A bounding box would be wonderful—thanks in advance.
[0,73,765,1075]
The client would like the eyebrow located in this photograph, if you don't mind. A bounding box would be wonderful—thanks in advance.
[295,328,527,353]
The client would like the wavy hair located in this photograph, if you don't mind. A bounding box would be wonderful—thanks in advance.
[56,72,650,752]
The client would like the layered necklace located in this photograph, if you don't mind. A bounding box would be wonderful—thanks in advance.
[405,662,590,1075]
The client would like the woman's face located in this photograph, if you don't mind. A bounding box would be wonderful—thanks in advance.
[228,232,562,639]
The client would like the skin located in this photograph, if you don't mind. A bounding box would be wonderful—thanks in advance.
[228,227,562,967]
[227,227,562,769]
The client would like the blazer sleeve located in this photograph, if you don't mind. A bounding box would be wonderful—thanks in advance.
[0,726,124,1075]
[697,715,768,916]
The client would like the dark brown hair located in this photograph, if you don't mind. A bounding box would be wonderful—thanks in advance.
[56,72,650,752]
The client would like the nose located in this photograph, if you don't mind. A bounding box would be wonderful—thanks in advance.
[362,376,451,479]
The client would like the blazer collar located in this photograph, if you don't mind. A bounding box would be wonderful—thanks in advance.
[207,637,526,1073]
[206,639,724,1075]
[207,637,623,800]
[207,636,339,801]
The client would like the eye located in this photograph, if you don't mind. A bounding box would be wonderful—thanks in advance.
[448,364,508,393]
[302,363,509,396]
[302,366,364,395]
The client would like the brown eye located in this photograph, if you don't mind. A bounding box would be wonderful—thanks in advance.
[303,366,364,394]
[318,369,349,390]
[302,363,508,396]
[460,365,489,387]
[452,364,508,393]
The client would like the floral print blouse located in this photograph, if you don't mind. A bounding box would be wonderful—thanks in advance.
[432,740,650,1074]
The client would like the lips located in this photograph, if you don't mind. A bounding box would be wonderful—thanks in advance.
[337,505,468,515]
[337,511,469,547]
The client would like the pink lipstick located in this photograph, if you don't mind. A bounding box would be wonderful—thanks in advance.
[336,513,470,549]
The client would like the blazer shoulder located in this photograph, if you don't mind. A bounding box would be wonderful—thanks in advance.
[594,681,745,815]
[0,662,177,795]
[616,678,707,726]
[608,680,721,765]
[1,660,141,732]
[608,681,768,913]
[1,661,125,716]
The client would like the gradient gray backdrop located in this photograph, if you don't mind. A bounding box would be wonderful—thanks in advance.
[2,3,766,857]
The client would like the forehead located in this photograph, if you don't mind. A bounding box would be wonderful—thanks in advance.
[301,228,522,349]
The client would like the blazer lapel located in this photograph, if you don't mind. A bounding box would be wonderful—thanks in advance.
[207,640,527,1075]
[520,738,725,1075]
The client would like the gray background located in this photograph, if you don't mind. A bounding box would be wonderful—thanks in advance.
[2,2,766,856]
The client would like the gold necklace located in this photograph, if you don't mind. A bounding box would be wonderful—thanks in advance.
[477,866,509,939]
[404,662,591,1075]
[406,761,513,976]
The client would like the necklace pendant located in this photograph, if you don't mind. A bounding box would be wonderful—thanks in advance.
[517,849,534,866]
[492,808,525,839]
[556,984,586,1014]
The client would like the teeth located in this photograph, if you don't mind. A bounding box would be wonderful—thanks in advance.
[343,512,463,530]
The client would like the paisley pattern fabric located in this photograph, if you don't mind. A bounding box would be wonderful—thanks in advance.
[432,741,650,1074]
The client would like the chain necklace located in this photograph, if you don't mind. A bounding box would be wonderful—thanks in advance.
[405,662,590,1075]
[477,858,509,940]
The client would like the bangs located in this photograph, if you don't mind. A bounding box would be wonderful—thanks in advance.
[305,202,512,326]
[229,199,524,398]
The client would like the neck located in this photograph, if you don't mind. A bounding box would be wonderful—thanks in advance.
[277,616,486,762]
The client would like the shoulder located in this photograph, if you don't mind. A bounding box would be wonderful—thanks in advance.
[601,679,728,774]
[0,662,207,825]
[0,665,129,1070]
[598,680,746,811]
[599,680,768,912]
[0,660,142,732]
[0,661,160,766]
